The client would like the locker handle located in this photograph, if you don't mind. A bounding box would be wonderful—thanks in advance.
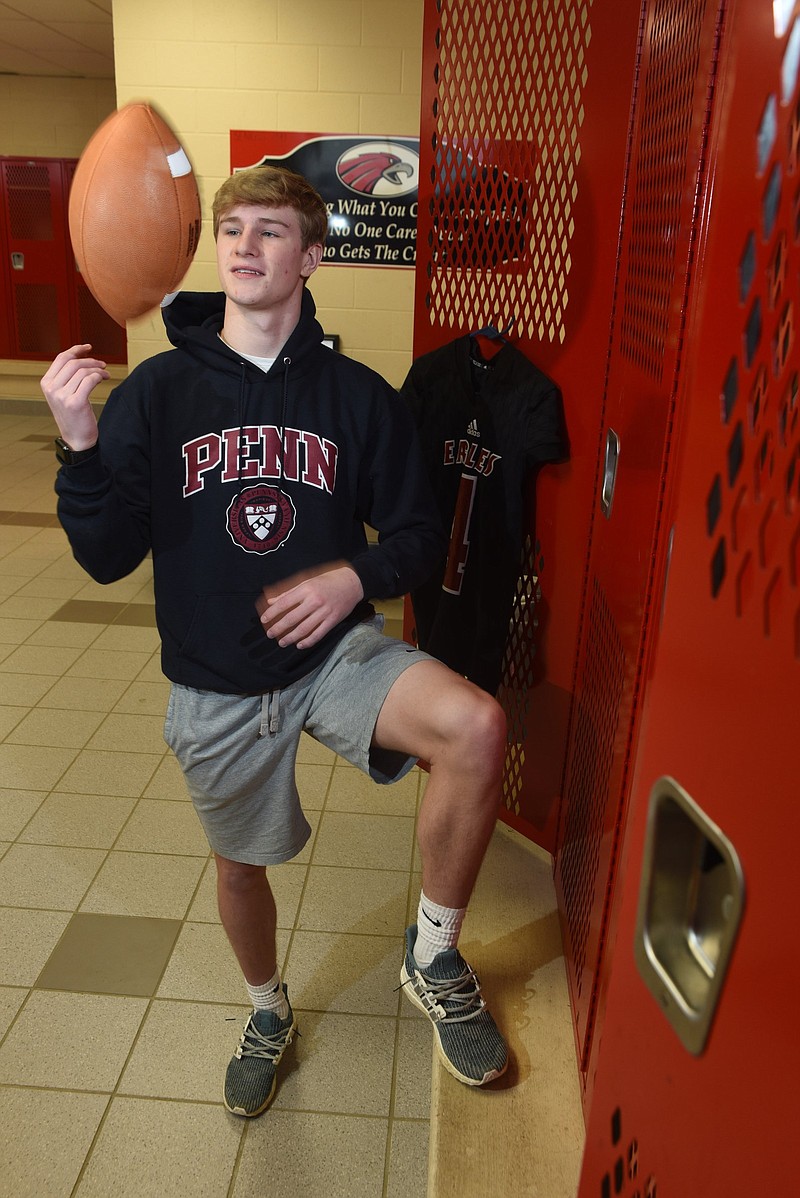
[634,777,745,1055]
[11,252,24,270]
[600,427,620,518]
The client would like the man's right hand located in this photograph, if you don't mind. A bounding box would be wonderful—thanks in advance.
[40,344,110,452]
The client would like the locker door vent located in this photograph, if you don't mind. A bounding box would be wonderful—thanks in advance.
[619,0,708,381]
[498,535,542,816]
[598,1107,657,1198]
[3,161,54,241]
[14,283,60,356]
[702,20,800,655]
[422,0,593,344]
[559,578,625,996]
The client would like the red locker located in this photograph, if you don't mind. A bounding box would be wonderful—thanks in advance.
[0,157,126,364]
[414,0,644,847]
[0,158,74,360]
[554,0,729,1094]
[579,0,800,1190]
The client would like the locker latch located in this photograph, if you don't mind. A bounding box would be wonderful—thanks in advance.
[601,427,620,518]
[634,776,745,1055]
[11,252,24,270]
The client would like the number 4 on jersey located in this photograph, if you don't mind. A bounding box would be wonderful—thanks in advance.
[443,472,477,594]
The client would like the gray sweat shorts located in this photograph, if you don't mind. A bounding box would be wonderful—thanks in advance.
[163,617,432,867]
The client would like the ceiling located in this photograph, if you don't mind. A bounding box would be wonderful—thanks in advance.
[0,0,114,79]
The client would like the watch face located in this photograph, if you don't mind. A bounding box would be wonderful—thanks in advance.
[55,438,96,464]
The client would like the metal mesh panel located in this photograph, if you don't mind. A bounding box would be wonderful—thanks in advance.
[4,162,54,241]
[497,535,542,817]
[619,0,708,380]
[424,0,593,344]
[558,578,625,1000]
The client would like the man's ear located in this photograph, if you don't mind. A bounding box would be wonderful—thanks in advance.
[302,243,324,278]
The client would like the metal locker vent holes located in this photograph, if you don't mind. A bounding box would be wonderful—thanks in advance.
[599,1106,657,1198]
[559,578,625,1000]
[423,0,592,344]
[619,0,708,381]
[704,17,800,654]
[15,283,60,357]
[498,535,543,817]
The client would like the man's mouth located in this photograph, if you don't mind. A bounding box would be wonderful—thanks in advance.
[233,268,263,277]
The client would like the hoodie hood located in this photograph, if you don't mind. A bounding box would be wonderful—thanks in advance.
[161,287,327,378]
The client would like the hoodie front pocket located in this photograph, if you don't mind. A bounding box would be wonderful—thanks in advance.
[178,591,270,684]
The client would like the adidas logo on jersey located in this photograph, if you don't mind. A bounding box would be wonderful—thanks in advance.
[467,419,480,437]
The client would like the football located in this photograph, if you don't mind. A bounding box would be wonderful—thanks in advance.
[68,102,202,327]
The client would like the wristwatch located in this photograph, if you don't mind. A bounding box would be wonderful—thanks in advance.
[54,437,99,465]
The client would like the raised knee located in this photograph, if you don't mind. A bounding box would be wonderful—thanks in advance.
[446,690,507,771]
[472,693,507,762]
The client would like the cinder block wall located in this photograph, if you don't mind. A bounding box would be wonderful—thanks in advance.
[113,0,424,387]
[0,76,116,158]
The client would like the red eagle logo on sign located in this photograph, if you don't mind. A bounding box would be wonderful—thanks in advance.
[337,151,412,194]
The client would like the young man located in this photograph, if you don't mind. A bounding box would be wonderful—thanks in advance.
[41,166,508,1117]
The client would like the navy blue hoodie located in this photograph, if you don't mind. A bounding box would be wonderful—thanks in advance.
[55,289,445,693]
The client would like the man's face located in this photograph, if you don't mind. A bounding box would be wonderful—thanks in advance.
[215,203,322,313]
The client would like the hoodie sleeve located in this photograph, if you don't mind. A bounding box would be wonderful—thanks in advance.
[349,387,446,600]
[55,383,152,584]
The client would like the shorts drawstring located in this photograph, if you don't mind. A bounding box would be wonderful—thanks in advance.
[258,688,282,737]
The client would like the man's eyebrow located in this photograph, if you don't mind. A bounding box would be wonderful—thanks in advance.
[220,215,291,228]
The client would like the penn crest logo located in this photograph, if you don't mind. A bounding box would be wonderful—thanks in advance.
[336,141,419,197]
[226,484,296,555]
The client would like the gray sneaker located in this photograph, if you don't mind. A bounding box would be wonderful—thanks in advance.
[400,925,508,1086]
[224,989,297,1117]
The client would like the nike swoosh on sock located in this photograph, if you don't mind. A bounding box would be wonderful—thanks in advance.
[422,907,442,927]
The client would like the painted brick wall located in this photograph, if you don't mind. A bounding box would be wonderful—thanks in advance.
[0,76,116,158]
[113,0,424,386]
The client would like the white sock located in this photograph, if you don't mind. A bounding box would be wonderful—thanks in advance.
[413,892,466,967]
[246,968,289,1019]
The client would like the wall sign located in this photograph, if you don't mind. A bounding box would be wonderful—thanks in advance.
[230,131,419,268]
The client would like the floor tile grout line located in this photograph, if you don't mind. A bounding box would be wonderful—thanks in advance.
[0,985,427,1029]
[11,988,426,1021]
[2,1083,427,1123]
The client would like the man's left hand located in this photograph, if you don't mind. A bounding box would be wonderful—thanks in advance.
[258,563,364,650]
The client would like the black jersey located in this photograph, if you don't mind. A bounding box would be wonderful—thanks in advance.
[400,335,567,694]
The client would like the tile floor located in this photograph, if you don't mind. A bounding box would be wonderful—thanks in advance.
[0,408,585,1198]
[0,411,430,1198]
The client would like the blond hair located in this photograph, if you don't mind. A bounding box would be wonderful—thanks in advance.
[212,165,328,248]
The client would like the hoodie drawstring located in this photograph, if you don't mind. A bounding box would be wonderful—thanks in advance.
[236,360,247,488]
[279,357,291,492]
[232,355,291,495]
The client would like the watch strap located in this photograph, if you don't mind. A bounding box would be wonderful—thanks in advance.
[55,437,99,466]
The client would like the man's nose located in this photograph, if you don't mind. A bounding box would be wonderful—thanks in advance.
[235,229,259,254]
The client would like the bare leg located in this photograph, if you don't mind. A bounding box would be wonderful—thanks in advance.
[373,661,506,908]
[214,852,278,985]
